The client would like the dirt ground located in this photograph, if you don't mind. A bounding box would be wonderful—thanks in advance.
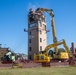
[0,61,70,68]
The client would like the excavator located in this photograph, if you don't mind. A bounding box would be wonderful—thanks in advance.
[34,39,71,66]
[34,8,71,66]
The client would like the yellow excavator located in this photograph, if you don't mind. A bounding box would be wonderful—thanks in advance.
[34,39,70,61]
[34,8,71,66]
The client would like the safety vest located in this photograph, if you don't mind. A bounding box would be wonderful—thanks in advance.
[12,56,15,61]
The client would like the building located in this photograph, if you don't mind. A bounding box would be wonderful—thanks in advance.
[28,8,47,60]
[0,44,9,60]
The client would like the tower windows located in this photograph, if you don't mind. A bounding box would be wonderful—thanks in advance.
[40,38,42,42]
[40,46,42,51]
[29,55,32,60]
[29,31,31,35]
[42,17,45,22]
[43,24,46,30]
[29,47,32,51]
[45,25,46,30]
[40,30,42,34]
[29,39,31,43]
[30,23,36,27]
[40,23,42,27]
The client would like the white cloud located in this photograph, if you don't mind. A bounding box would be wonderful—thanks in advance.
[27,2,40,11]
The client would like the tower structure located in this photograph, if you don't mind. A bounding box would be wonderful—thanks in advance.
[28,8,47,60]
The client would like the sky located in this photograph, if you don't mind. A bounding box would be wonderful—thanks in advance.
[0,0,76,54]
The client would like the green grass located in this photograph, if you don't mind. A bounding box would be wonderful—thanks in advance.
[0,67,76,75]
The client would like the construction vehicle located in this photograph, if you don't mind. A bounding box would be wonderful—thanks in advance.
[34,8,71,66]
[34,39,70,63]
[1,51,22,68]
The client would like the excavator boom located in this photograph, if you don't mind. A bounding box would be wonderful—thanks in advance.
[44,39,70,56]
[36,8,58,53]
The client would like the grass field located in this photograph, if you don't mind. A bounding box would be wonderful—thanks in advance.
[0,67,76,75]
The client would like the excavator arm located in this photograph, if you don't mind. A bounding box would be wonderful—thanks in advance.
[36,8,71,56]
[36,8,54,16]
[44,39,70,56]
[36,8,58,54]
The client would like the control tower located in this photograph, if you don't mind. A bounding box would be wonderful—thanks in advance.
[28,8,47,60]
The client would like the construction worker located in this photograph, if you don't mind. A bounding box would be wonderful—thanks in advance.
[6,50,12,61]
[11,53,15,68]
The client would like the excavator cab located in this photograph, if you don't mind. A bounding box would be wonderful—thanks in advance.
[34,50,50,63]
[34,52,50,63]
